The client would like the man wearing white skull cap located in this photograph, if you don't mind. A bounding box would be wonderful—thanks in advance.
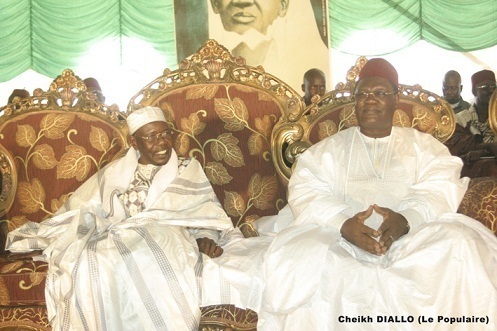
[6,106,234,330]
[126,106,167,135]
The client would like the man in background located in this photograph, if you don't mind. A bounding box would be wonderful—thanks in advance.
[445,69,497,177]
[442,70,470,114]
[84,77,105,103]
[302,68,327,106]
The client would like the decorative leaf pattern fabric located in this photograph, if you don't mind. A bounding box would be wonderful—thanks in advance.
[57,145,91,181]
[154,84,285,232]
[0,112,125,230]
[17,179,45,214]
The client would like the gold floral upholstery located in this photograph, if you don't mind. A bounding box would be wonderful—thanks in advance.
[0,306,50,330]
[0,69,128,329]
[0,253,48,307]
[128,39,303,237]
[0,70,127,232]
[458,177,497,235]
[199,305,257,331]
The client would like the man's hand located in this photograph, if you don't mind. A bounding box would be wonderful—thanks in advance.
[196,237,223,258]
[478,142,497,157]
[462,149,487,163]
[340,205,383,255]
[374,204,409,254]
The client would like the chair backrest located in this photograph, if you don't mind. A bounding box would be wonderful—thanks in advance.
[272,56,455,185]
[0,69,128,233]
[127,39,304,237]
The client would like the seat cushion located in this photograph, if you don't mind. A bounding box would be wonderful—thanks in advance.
[200,304,257,330]
[0,306,51,330]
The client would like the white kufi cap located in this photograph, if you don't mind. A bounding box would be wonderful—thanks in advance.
[127,106,167,135]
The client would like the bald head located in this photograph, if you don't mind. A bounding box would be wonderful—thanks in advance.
[444,70,461,83]
[302,68,327,106]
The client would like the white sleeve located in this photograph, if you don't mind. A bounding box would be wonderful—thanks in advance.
[395,133,469,230]
[288,137,350,232]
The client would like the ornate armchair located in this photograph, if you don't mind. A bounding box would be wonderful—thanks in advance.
[0,70,128,330]
[127,39,303,330]
[272,56,497,236]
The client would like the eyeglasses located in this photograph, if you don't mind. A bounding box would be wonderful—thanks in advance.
[354,91,397,99]
[476,84,496,91]
[137,130,173,143]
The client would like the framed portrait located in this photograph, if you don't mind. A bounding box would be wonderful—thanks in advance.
[174,0,330,92]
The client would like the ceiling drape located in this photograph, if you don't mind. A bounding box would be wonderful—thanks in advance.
[0,0,175,82]
[0,0,496,83]
[329,0,497,54]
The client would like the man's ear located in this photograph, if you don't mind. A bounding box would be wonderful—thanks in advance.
[128,135,138,150]
[279,0,290,17]
[211,0,220,14]
[301,83,306,93]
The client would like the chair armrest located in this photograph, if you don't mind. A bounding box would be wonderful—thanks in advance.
[458,176,497,235]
